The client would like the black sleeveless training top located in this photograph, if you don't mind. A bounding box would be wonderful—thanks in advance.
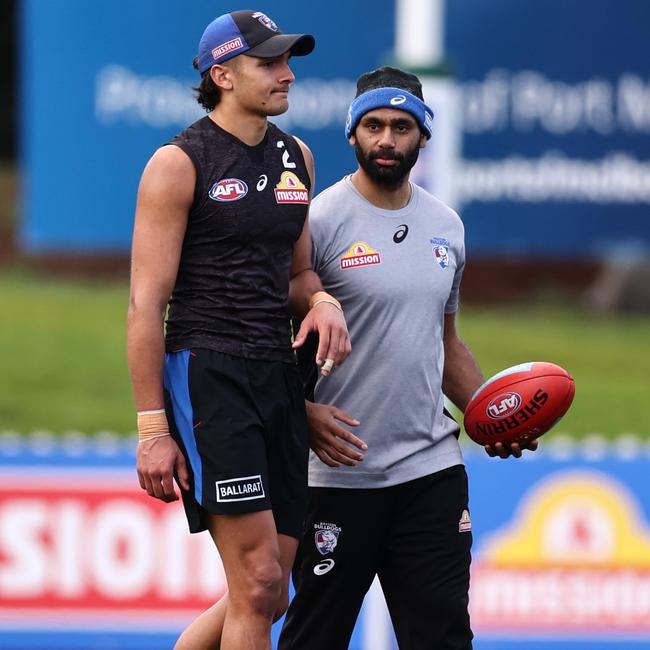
[165,116,311,362]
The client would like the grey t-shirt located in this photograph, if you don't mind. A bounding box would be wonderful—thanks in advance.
[309,175,466,488]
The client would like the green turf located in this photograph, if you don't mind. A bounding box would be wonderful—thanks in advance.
[1,270,648,437]
[455,303,650,439]
[0,269,135,434]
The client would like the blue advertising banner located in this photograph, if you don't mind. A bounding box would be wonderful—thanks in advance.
[19,0,650,257]
[19,0,387,253]
[1,435,648,649]
[445,0,650,259]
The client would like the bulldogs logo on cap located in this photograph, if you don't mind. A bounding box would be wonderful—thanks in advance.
[252,11,279,32]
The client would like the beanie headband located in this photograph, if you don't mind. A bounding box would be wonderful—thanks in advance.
[345,87,434,140]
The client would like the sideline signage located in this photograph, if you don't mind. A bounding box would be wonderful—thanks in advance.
[1,438,648,649]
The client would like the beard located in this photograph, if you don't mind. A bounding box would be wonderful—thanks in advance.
[354,141,421,188]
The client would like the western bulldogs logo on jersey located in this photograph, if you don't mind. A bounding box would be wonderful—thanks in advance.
[430,237,450,269]
[314,522,341,555]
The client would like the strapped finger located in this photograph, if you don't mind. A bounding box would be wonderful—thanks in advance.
[321,358,335,375]
[323,333,340,373]
[315,329,331,366]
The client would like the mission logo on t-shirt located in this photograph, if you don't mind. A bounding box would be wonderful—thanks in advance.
[339,241,382,269]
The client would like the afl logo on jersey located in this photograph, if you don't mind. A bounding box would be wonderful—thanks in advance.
[209,178,248,202]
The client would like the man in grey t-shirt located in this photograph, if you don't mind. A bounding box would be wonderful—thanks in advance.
[279,67,537,650]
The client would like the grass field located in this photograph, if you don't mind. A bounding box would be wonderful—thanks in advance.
[1,269,648,438]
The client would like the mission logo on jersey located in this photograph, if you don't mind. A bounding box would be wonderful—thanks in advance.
[274,171,309,204]
[340,242,382,269]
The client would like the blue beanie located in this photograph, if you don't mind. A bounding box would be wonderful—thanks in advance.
[345,87,434,140]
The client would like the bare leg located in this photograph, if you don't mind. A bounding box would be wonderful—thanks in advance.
[174,596,229,650]
[174,511,298,650]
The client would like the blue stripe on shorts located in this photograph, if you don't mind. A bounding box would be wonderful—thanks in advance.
[163,350,202,504]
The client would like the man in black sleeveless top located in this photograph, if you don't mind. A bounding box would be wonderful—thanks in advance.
[127,10,350,650]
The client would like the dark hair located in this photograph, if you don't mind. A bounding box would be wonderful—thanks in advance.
[355,66,424,100]
[192,56,221,111]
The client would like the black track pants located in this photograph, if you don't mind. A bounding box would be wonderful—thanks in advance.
[279,465,474,650]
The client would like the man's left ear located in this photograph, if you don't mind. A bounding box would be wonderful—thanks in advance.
[419,133,427,149]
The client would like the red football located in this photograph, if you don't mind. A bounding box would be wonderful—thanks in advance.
[463,362,575,447]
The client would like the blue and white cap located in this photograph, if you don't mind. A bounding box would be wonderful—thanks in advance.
[197,10,315,75]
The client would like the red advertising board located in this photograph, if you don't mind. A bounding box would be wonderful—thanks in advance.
[0,468,225,630]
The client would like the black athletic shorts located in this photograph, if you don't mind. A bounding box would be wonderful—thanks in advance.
[163,348,310,538]
[279,465,473,650]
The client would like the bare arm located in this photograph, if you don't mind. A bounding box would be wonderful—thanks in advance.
[289,138,351,373]
[127,144,194,500]
[442,312,485,412]
[289,217,322,317]
[128,145,193,408]
[288,138,320,317]
[442,312,538,458]
[305,401,367,468]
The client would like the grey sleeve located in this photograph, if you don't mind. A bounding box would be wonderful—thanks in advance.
[445,239,465,314]
[311,219,322,274]
[308,193,334,275]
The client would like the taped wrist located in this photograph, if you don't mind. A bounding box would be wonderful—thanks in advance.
[137,409,171,442]
[309,290,342,312]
